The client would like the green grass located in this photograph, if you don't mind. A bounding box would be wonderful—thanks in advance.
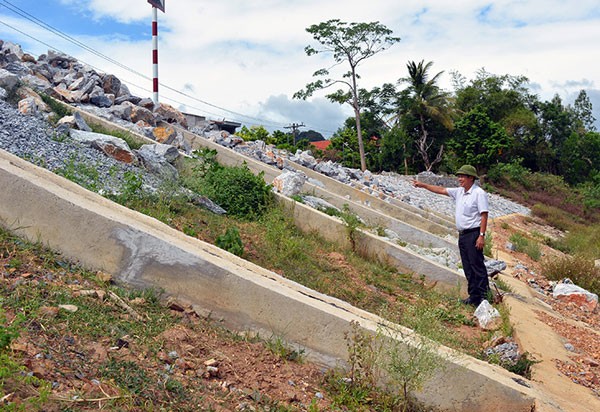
[1,141,536,410]
[508,233,542,261]
[103,157,489,359]
[39,93,72,124]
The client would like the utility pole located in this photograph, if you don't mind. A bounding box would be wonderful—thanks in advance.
[284,122,305,146]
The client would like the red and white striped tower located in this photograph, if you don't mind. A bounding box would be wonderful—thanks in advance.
[151,6,159,108]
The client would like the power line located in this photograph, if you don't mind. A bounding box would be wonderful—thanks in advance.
[0,1,338,135]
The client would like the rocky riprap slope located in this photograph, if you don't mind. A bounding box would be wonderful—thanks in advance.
[0,38,530,272]
[0,39,528,219]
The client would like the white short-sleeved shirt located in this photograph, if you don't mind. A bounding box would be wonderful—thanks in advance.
[447,184,489,231]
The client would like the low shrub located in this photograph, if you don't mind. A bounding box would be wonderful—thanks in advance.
[531,204,582,231]
[199,163,273,220]
[509,233,541,261]
[40,92,72,123]
[487,161,530,188]
[541,255,600,295]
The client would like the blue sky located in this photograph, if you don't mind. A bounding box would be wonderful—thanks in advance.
[1,0,599,136]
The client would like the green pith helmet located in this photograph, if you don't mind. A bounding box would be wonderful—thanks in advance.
[455,164,479,179]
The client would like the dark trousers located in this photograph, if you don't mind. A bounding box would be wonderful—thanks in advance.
[458,230,489,302]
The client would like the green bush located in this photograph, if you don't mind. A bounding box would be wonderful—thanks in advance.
[190,147,219,178]
[487,161,530,187]
[39,93,72,120]
[199,164,273,220]
[578,174,600,212]
[216,227,244,256]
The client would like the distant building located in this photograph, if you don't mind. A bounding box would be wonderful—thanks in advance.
[183,112,241,134]
[310,140,332,150]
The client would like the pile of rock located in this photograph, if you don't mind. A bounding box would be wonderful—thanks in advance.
[0,40,225,214]
[0,39,187,131]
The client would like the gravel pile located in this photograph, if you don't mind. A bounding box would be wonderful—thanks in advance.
[373,173,531,220]
[0,98,161,194]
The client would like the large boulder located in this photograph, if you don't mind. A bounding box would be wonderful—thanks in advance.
[0,41,24,65]
[553,281,598,312]
[155,103,188,128]
[110,102,133,121]
[22,74,53,94]
[152,124,178,143]
[3,61,32,77]
[47,50,77,69]
[52,85,85,103]
[136,144,179,181]
[272,171,307,197]
[70,129,137,164]
[130,105,156,126]
[18,97,40,115]
[0,69,19,93]
[31,62,55,82]
[102,74,121,96]
[138,97,155,110]
[90,94,113,108]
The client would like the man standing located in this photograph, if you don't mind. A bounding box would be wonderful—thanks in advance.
[412,165,490,306]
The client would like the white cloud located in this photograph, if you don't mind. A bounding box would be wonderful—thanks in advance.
[256,95,352,136]
[59,0,151,23]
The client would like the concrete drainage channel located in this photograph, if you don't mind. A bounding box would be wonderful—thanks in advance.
[0,105,551,410]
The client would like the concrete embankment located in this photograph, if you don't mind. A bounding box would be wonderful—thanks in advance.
[67,107,465,289]
[0,148,543,411]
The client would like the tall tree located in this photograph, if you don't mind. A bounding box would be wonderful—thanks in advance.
[537,95,577,174]
[452,69,541,171]
[573,89,597,132]
[452,69,535,123]
[400,60,454,171]
[560,131,600,184]
[294,19,400,171]
[447,106,511,174]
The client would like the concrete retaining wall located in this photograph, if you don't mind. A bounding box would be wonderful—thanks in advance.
[280,200,465,292]
[68,107,462,283]
[0,148,539,411]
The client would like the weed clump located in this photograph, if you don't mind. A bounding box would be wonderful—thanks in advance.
[541,255,600,295]
[215,226,244,256]
[39,92,72,123]
[509,233,541,261]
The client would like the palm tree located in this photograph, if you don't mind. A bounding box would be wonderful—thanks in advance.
[401,60,454,171]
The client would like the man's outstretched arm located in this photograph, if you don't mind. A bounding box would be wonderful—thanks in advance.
[412,180,449,196]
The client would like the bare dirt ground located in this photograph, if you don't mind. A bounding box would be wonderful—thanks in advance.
[489,214,600,411]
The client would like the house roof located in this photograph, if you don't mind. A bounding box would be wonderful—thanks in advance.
[310,140,332,150]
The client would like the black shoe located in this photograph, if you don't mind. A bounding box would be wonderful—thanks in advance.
[461,297,480,306]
